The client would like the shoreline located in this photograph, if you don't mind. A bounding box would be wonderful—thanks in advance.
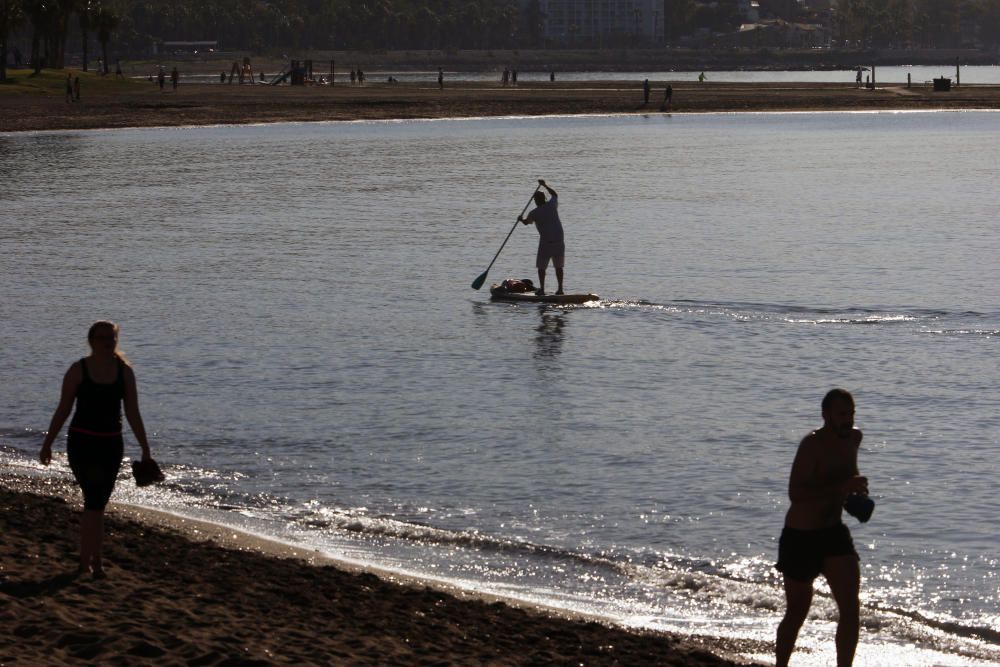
[0,473,765,665]
[5,71,1000,133]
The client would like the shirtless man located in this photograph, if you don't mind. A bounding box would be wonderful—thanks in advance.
[776,388,869,667]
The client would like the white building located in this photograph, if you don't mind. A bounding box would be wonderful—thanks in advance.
[539,0,665,44]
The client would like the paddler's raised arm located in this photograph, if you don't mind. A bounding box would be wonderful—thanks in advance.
[538,179,556,198]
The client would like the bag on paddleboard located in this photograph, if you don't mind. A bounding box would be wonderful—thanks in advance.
[499,278,535,293]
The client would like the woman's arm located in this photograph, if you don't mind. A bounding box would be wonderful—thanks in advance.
[40,363,81,465]
[122,364,152,461]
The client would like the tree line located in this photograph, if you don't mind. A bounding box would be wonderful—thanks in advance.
[3,0,999,83]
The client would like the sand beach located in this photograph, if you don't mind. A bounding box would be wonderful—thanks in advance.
[3,67,1000,133]
[0,475,764,665]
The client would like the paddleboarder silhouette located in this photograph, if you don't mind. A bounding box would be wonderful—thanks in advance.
[518,180,565,296]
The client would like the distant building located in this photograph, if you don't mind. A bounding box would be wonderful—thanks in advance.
[719,19,829,47]
[537,0,665,45]
[737,0,761,22]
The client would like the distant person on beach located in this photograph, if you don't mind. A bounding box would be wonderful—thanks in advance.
[643,78,650,105]
[171,66,179,90]
[661,84,673,111]
[698,71,706,82]
[438,67,444,89]
[73,76,80,102]
[350,68,356,85]
[775,388,869,667]
[157,66,165,91]
[518,179,565,296]
[856,69,862,88]
[65,73,73,103]
[550,71,555,82]
[220,70,226,84]
[39,321,156,578]
[512,69,517,85]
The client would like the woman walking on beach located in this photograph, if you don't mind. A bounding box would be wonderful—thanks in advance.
[39,321,155,577]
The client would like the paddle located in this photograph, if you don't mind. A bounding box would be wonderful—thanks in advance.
[471,184,542,290]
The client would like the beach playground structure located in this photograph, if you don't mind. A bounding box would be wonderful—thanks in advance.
[269,60,316,86]
[228,57,256,84]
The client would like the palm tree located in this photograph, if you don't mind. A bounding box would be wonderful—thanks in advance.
[1,0,25,81]
[78,0,93,71]
[93,2,117,74]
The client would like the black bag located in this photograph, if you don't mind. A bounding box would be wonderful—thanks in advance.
[132,458,166,487]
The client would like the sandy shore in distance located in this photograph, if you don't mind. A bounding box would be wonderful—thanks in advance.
[0,474,765,666]
[4,78,1000,133]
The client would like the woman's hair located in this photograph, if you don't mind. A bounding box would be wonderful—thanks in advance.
[87,320,130,364]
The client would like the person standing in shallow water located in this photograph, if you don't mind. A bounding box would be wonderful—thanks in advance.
[518,179,565,296]
[775,388,869,667]
[39,321,155,578]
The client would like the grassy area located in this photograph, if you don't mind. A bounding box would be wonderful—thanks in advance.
[0,68,145,96]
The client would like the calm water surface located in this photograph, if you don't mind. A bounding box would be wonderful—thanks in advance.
[1,112,998,666]
[180,65,1000,85]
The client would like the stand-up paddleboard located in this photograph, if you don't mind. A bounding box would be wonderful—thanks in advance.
[490,283,599,304]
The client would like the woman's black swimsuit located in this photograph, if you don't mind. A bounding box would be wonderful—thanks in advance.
[67,358,125,510]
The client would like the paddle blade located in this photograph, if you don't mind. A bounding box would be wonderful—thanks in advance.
[471,271,488,290]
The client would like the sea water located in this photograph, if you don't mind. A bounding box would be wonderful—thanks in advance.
[182,65,1000,85]
[1,112,998,665]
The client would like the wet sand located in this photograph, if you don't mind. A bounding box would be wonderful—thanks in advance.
[3,76,1000,133]
[0,474,765,665]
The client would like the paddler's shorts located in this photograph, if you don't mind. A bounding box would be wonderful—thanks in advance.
[775,523,858,582]
[536,241,565,269]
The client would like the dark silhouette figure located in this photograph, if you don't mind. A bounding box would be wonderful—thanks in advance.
[518,179,565,296]
[39,321,157,578]
[65,73,73,103]
[643,78,650,105]
[171,66,179,90]
[438,67,444,89]
[661,84,673,111]
[157,66,165,91]
[775,389,868,667]
[73,76,80,102]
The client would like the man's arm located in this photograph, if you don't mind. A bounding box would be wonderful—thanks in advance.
[539,179,556,198]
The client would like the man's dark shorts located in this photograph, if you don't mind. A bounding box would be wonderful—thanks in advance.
[536,241,565,270]
[776,523,858,582]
